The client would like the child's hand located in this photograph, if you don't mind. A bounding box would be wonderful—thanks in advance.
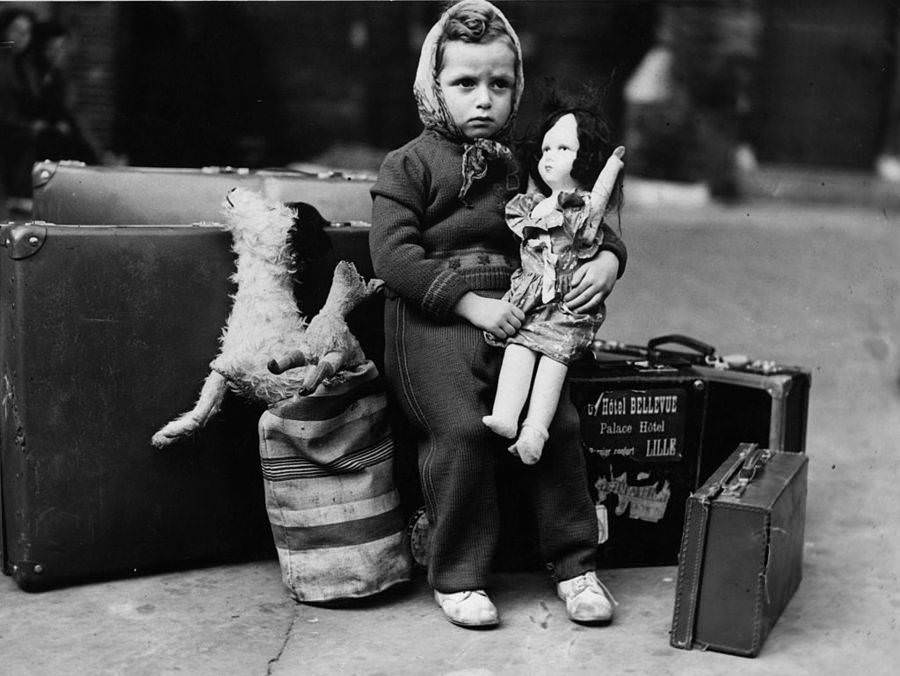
[454,292,525,339]
[564,251,620,313]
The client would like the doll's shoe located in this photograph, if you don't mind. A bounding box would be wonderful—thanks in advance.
[509,421,549,465]
[482,415,517,439]
[556,571,617,624]
[434,589,499,628]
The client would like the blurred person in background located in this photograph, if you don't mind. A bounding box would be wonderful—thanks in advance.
[0,7,39,214]
[30,19,100,166]
[623,0,761,200]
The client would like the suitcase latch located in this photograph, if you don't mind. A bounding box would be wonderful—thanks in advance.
[2,222,48,260]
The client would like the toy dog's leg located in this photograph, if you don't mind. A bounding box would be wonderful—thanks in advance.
[267,349,308,375]
[509,355,567,465]
[299,350,345,394]
[483,344,535,439]
[150,370,228,448]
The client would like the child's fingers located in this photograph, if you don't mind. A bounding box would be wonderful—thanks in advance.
[565,282,601,311]
[510,305,526,322]
[567,293,601,314]
[564,274,593,302]
[570,266,586,288]
[489,325,509,340]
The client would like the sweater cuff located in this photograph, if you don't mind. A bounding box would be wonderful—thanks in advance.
[599,240,627,278]
[421,269,471,321]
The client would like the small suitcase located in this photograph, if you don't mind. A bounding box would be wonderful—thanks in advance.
[0,220,378,591]
[670,443,808,657]
[31,161,376,225]
[569,334,810,567]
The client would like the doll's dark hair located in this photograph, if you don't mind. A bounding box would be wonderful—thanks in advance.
[524,88,624,217]
[437,1,512,67]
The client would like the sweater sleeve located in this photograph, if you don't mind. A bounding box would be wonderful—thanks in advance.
[369,149,472,321]
[598,222,628,278]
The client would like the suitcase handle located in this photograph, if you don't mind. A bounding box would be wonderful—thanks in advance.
[722,445,772,498]
[700,443,768,502]
[647,334,717,362]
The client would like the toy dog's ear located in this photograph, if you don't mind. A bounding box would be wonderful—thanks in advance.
[285,201,337,318]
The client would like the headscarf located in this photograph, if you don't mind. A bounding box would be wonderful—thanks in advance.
[413,0,524,202]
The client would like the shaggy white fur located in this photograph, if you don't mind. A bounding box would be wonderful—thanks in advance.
[151,187,360,448]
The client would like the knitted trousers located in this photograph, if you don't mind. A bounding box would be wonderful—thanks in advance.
[384,295,598,593]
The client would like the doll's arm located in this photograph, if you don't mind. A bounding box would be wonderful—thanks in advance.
[589,146,626,215]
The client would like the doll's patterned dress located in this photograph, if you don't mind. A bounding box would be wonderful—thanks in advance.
[486,189,607,365]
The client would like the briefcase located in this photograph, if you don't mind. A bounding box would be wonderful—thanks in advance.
[31,161,376,225]
[569,334,810,567]
[670,443,808,657]
[0,220,378,591]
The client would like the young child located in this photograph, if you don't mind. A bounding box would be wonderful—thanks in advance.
[483,103,625,465]
[369,0,626,629]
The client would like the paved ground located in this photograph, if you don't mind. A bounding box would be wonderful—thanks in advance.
[2,196,899,675]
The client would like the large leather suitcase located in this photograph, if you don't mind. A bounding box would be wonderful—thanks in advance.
[568,334,810,567]
[0,220,378,591]
[670,443,808,657]
[31,161,376,225]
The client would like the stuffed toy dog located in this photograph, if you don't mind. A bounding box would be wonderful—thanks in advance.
[151,187,380,448]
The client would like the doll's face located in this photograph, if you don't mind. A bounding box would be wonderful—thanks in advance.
[538,113,581,192]
[438,39,516,140]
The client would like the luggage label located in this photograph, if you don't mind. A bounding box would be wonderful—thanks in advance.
[579,387,688,462]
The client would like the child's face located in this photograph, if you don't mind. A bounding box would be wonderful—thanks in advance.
[538,113,581,192]
[438,39,516,140]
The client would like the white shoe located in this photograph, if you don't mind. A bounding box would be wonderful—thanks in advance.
[434,589,499,628]
[556,571,616,624]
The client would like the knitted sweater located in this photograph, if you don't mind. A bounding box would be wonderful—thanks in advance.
[370,130,627,322]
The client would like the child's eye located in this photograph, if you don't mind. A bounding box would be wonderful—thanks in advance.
[456,78,476,88]
[491,79,511,90]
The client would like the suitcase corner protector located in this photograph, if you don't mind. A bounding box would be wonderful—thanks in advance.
[32,160,59,189]
[9,560,48,592]
[3,223,48,260]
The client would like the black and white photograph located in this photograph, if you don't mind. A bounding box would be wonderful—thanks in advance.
[0,1,897,673]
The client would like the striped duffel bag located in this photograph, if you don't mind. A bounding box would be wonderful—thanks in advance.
[258,360,412,602]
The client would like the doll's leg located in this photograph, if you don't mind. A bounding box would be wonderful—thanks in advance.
[510,356,568,465]
[483,344,536,439]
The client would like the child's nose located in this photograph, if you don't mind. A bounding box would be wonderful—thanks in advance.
[474,84,492,108]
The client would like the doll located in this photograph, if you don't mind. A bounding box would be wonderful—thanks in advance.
[482,107,625,464]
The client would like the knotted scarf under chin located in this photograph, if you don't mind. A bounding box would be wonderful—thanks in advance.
[459,138,515,203]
